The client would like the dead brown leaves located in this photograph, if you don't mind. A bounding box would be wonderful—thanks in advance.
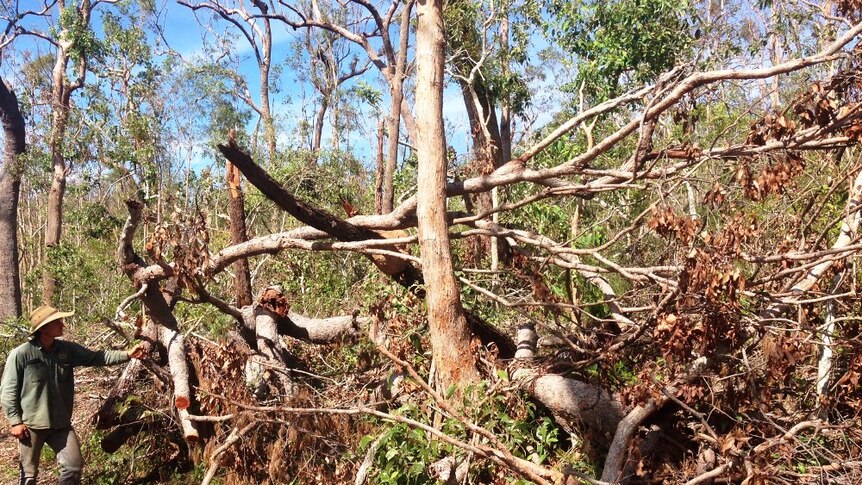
[647,207,698,245]
[838,0,862,23]
[793,82,839,131]
[146,204,211,292]
[736,152,805,201]
[651,215,756,362]
[746,113,797,145]
[259,287,291,317]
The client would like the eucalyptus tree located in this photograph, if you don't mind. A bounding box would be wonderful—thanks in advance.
[0,1,55,320]
[0,78,25,322]
[178,0,279,165]
[415,0,482,390]
[38,0,107,303]
[287,10,370,161]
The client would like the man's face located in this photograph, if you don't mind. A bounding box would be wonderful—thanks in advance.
[42,319,64,339]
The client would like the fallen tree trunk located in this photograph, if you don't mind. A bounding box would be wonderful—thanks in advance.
[218,139,424,291]
[511,324,623,444]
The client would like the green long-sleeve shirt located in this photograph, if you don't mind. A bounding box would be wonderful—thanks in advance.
[1,339,130,429]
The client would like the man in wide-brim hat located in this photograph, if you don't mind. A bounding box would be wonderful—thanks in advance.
[1,305,145,485]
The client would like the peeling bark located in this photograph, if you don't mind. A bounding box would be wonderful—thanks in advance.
[415,0,480,391]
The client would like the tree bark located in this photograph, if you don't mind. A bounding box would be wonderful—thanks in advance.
[312,95,329,158]
[226,162,253,307]
[415,0,480,391]
[380,1,414,214]
[512,324,623,444]
[374,119,386,214]
[43,0,91,303]
[43,46,72,303]
[258,10,276,165]
[0,78,24,321]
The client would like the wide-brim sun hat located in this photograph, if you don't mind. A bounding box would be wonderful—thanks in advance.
[29,305,74,335]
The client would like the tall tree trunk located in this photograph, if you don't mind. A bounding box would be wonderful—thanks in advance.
[43,0,89,303]
[312,96,329,159]
[374,119,385,214]
[256,1,276,166]
[415,0,480,392]
[499,12,512,164]
[43,47,72,303]
[382,82,403,214]
[0,78,24,321]
[260,52,276,165]
[380,2,413,214]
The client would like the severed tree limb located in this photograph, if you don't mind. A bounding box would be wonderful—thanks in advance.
[115,200,198,433]
[178,408,200,442]
[217,138,425,292]
[160,324,191,410]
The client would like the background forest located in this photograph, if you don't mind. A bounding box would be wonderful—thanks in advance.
[1,0,862,484]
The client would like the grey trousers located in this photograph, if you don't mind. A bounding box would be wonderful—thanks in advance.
[18,427,83,485]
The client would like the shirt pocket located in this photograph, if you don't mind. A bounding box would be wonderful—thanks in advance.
[24,359,48,384]
[57,364,72,383]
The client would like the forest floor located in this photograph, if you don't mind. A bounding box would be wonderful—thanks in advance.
[0,365,125,484]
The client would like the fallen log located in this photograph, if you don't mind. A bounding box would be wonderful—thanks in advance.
[511,324,623,444]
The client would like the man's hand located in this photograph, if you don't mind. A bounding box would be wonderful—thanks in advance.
[127,342,147,360]
[10,423,28,440]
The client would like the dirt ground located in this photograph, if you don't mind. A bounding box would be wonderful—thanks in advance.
[0,365,126,485]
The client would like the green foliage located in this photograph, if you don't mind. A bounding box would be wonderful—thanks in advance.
[353,81,383,111]
[83,426,195,484]
[68,202,122,239]
[445,0,536,115]
[360,382,570,484]
[58,4,103,67]
[546,0,695,98]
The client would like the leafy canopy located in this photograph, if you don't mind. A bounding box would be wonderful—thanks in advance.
[546,0,695,99]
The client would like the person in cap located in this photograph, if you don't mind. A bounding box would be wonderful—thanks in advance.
[0,305,146,485]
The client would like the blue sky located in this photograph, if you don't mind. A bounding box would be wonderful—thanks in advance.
[0,0,565,177]
[155,0,474,165]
